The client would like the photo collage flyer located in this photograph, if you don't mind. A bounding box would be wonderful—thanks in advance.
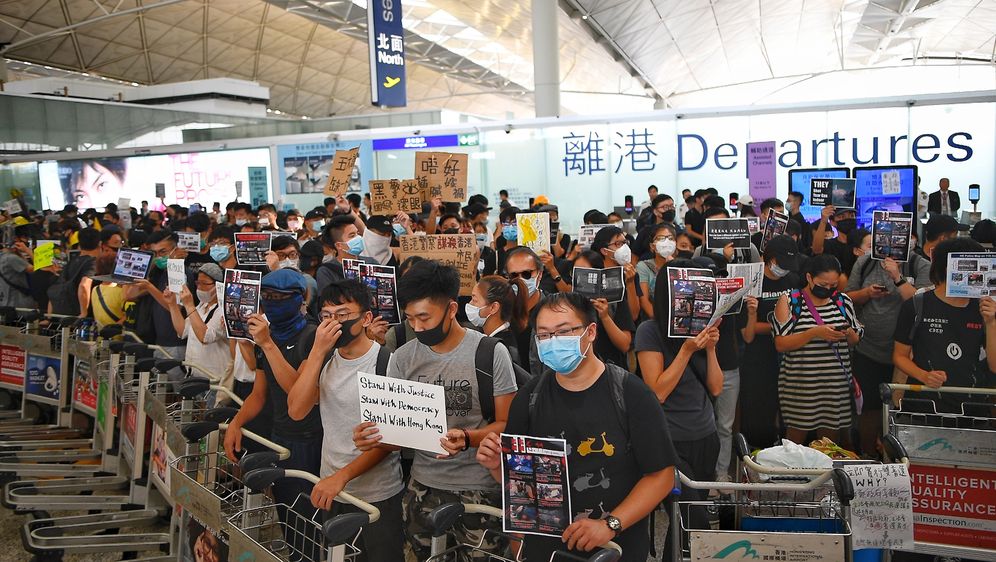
[500,434,572,538]
[946,252,996,299]
[223,269,262,340]
[667,267,716,338]
[871,211,914,262]
[357,263,401,325]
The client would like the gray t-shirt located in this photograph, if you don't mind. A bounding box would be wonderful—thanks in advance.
[0,253,35,309]
[845,254,931,364]
[634,320,716,441]
[319,342,404,503]
[389,328,518,492]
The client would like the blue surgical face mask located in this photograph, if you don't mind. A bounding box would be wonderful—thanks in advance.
[502,225,517,241]
[392,223,406,237]
[210,245,230,262]
[346,235,365,256]
[522,276,538,296]
[310,219,325,233]
[770,263,790,278]
[537,334,590,375]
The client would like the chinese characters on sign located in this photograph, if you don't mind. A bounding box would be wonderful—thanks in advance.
[369,179,423,215]
[324,148,359,197]
[415,152,468,202]
[398,234,477,295]
[747,141,777,203]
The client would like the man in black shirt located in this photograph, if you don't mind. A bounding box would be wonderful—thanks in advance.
[812,206,856,266]
[476,293,676,561]
[683,189,708,247]
[786,191,814,253]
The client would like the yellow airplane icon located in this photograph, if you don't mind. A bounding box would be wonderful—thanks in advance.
[383,76,401,88]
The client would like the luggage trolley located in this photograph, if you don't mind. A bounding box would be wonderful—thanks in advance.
[670,465,856,562]
[881,383,996,562]
[227,466,382,562]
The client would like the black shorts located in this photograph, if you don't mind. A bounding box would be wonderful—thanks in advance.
[852,351,893,412]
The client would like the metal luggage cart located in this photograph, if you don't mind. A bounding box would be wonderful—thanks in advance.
[670,467,856,562]
[881,383,996,562]
[227,467,382,562]
[425,502,622,562]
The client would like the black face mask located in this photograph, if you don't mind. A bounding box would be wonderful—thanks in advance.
[676,250,694,259]
[661,209,676,223]
[336,318,361,348]
[811,284,835,299]
[836,218,857,234]
[415,312,451,347]
[442,228,460,235]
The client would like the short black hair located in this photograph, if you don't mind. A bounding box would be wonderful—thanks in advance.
[438,213,461,227]
[78,227,100,251]
[146,230,177,246]
[208,225,235,245]
[346,193,361,208]
[99,229,121,244]
[319,279,372,313]
[499,206,519,224]
[702,207,729,220]
[704,195,725,209]
[187,213,212,233]
[397,260,460,308]
[930,237,985,285]
[607,212,622,221]
[585,211,609,225]
[575,249,604,269]
[847,228,870,249]
[398,255,425,277]
[648,185,658,193]
[503,246,542,274]
[651,194,673,207]
[591,225,624,253]
[323,197,336,207]
[323,215,357,245]
[806,253,842,278]
[531,292,598,330]
[788,191,805,203]
[271,234,300,252]
[760,198,784,214]
[499,189,509,197]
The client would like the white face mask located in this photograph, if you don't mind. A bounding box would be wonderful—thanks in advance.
[259,217,270,227]
[196,288,216,303]
[464,302,490,327]
[655,239,676,258]
[322,253,336,264]
[278,258,300,271]
[613,243,632,265]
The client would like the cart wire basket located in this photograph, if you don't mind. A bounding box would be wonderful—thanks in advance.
[228,494,362,562]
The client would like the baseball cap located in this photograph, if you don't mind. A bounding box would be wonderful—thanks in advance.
[924,213,969,240]
[738,194,754,207]
[970,219,996,246]
[304,209,327,221]
[537,204,559,214]
[462,203,489,218]
[198,263,225,283]
[365,214,393,235]
[763,235,800,272]
[533,195,550,206]
[261,269,307,294]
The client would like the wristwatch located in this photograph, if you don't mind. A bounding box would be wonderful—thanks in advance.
[551,275,563,283]
[894,277,908,287]
[605,515,623,536]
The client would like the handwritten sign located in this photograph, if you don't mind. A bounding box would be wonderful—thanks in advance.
[370,178,422,215]
[842,463,914,550]
[177,232,201,252]
[166,259,186,303]
[324,148,359,197]
[517,212,550,253]
[117,197,130,210]
[3,199,22,215]
[399,234,477,296]
[415,152,468,202]
[358,373,447,455]
[33,241,55,270]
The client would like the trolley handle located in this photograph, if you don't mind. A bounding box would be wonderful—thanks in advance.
[739,451,831,477]
[179,419,291,460]
[99,324,124,339]
[243,467,382,526]
[427,502,622,555]
[176,377,244,406]
[156,359,224,384]
[880,434,909,464]
[882,382,996,396]
[679,469,835,492]
[830,468,854,506]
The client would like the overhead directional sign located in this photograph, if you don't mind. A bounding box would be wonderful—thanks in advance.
[368,0,407,107]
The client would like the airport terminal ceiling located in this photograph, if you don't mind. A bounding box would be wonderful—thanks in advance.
[0,0,994,119]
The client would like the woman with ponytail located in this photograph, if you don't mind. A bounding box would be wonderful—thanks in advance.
[466,275,529,365]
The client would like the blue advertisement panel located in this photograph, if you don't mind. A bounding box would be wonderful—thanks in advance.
[25,354,61,401]
[247,166,268,207]
[373,133,479,151]
[367,0,406,107]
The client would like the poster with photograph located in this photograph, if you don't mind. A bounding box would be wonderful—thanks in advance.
[223,269,262,340]
[369,178,422,215]
[234,232,271,266]
[945,252,996,299]
[759,210,790,252]
[746,216,761,234]
[871,211,914,262]
[810,178,856,209]
[571,267,625,304]
[517,212,550,253]
[705,218,751,250]
[182,517,228,562]
[177,232,201,252]
[24,354,61,401]
[709,277,749,323]
[500,434,572,537]
[577,224,610,250]
[398,234,477,296]
[357,263,401,325]
[667,268,716,339]
[728,263,764,298]
[342,259,360,281]
[324,147,359,197]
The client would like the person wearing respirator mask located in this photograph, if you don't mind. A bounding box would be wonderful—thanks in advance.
[636,223,678,319]
[592,225,641,324]
[163,263,231,406]
[466,275,530,366]
[575,227,637,371]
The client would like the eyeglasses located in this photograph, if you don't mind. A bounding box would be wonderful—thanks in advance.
[275,250,300,260]
[319,310,360,323]
[507,269,536,280]
[153,246,176,258]
[535,325,586,341]
[105,244,121,251]
[607,239,627,250]
[652,235,675,243]
[655,205,674,212]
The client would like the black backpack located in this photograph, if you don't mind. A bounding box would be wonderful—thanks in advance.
[47,254,94,315]
[476,336,532,422]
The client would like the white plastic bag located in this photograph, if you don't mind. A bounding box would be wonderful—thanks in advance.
[755,439,833,471]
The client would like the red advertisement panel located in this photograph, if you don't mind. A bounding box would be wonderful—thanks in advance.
[910,463,996,550]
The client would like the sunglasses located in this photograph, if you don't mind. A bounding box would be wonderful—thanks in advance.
[507,270,536,280]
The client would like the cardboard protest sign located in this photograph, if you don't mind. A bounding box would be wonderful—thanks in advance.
[871,211,914,262]
[324,147,359,197]
[117,197,130,211]
[358,373,447,455]
[415,152,468,202]
[571,267,625,304]
[578,224,610,250]
[177,232,201,252]
[223,269,262,340]
[811,178,856,209]
[945,252,996,299]
[357,263,401,325]
[841,464,913,550]
[728,263,763,298]
[667,267,716,338]
[370,179,422,215]
[705,218,751,250]
[517,212,550,253]
[234,232,271,266]
[166,259,186,304]
[399,234,477,296]
[759,210,789,252]
[33,241,55,270]
[501,434,572,537]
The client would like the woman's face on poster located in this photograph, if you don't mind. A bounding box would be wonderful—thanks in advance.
[73,161,124,209]
[192,530,220,562]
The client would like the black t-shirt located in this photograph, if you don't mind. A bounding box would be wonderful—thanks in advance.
[789,213,814,254]
[893,291,990,412]
[256,321,323,439]
[151,269,185,347]
[822,238,852,275]
[684,209,704,245]
[595,301,636,370]
[504,367,677,562]
[716,305,745,371]
[741,272,799,367]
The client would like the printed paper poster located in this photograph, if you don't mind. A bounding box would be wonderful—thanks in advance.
[177,232,201,252]
[3,199,22,215]
[745,216,761,234]
[728,263,763,299]
[223,269,262,340]
[357,263,401,325]
[357,373,447,455]
[118,210,132,230]
[500,434,572,538]
[871,211,914,262]
[342,258,360,281]
[571,266,625,304]
[667,267,716,339]
[72,357,98,411]
[0,345,26,386]
[810,178,856,209]
[705,218,751,250]
[517,212,550,253]
[945,252,996,299]
[709,277,748,324]
[234,232,271,266]
[759,210,789,252]
[578,224,609,250]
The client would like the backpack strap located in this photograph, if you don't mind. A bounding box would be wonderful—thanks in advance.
[394,323,408,347]
[202,304,218,325]
[475,336,500,423]
[375,345,391,377]
[909,291,925,342]
[789,289,803,320]
[95,285,121,323]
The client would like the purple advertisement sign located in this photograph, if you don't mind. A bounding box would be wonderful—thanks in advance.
[747,141,777,209]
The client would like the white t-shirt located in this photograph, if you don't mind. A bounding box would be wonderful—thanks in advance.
[181,301,231,383]
[319,342,403,503]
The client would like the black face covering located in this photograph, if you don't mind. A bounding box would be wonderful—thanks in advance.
[811,284,835,299]
[676,250,694,259]
[836,218,857,234]
[442,228,460,235]
[414,312,451,347]
[336,318,361,348]
[661,209,676,223]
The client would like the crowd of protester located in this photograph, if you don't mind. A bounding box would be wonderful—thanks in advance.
[0,183,994,561]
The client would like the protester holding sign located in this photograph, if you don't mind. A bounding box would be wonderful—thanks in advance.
[476,293,676,561]
[352,260,517,560]
[773,254,864,447]
[586,228,639,370]
[635,223,678,318]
